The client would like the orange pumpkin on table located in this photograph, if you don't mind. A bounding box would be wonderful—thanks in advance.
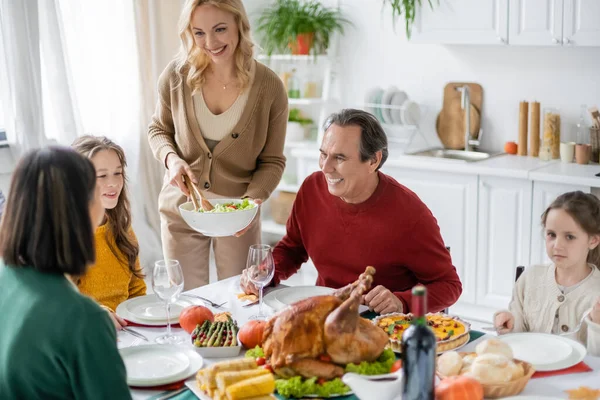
[238,320,266,349]
[504,141,518,155]
[179,305,214,334]
[435,375,484,400]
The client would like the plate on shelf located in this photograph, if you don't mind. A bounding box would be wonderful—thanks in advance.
[365,87,384,118]
[498,333,586,371]
[390,91,408,125]
[381,86,399,124]
[120,344,203,387]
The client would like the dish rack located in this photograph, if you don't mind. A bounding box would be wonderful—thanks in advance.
[362,102,431,154]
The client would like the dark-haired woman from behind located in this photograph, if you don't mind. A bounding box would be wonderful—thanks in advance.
[0,147,131,399]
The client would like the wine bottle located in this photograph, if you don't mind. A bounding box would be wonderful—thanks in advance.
[401,285,436,400]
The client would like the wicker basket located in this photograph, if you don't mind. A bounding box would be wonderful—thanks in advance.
[270,191,297,225]
[437,352,535,399]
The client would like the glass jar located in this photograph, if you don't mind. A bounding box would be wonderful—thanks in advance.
[540,107,561,160]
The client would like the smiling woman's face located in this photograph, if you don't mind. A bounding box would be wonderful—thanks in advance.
[191,4,239,66]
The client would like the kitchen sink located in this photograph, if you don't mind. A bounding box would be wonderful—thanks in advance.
[407,148,503,162]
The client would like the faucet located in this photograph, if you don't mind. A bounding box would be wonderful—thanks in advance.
[455,85,480,152]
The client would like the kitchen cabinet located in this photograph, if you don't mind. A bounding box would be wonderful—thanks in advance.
[410,0,600,46]
[381,166,479,305]
[411,0,509,45]
[529,181,591,266]
[475,176,532,310]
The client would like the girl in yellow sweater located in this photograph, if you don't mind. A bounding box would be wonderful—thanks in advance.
[72,135,147,329]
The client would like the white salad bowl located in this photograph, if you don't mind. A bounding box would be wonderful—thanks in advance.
[179,199,258,237]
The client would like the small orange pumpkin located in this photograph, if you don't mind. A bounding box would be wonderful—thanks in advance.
[179,305,214,334]
[435,375,484,400]
[238,320,266,349]
[504,141,518,155]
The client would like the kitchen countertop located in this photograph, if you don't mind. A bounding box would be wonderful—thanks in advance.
[290,147,600,187]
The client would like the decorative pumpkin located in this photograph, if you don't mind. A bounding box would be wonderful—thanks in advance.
[435,375,484,400]
[238,320,266,349]
[179,305,214,334]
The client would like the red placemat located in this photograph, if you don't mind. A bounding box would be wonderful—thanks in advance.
[124,319,180,328]
[532,361,593,379]
[129,379,186,391]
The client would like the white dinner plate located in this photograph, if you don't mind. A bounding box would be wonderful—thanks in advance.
[116,294,201,325]
[498,333,587,372]
[381,86,399,124]
[264,286,334,311]
[120,344,203,387]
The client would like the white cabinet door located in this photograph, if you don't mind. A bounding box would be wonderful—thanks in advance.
[476,177,533,311]
[563,0,600,46]
[530,181,591,266]
[382,167,479,304]
[508,0,563,46]
[410,0,509,44]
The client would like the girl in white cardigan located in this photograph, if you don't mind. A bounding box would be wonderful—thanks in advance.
[494,191,600,355]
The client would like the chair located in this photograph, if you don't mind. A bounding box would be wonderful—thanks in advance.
[441,246,451,314]
[515,265,525,282]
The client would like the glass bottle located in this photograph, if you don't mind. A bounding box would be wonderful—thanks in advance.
[287,68,301,99]
[576,104,589,145]
[401,285,436,400]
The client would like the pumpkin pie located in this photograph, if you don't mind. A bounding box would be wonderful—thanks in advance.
[373,312,471,353]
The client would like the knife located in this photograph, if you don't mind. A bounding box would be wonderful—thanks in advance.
[122,327,149,341]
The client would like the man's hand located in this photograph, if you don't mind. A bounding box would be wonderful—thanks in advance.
[494,311,515,334]
[362,285,403,314]
[240,268,259,296]
[590,296,600,324]
[234,199,262,237]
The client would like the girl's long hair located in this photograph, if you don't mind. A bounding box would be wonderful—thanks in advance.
[175,0,254,94]
[541,191,600,268]
[71,135,143,278]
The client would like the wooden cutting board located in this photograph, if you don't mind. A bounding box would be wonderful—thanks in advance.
[437,82,483,150]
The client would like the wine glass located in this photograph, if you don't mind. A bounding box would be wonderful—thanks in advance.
[152,259,185,344]
[246,244,275,320]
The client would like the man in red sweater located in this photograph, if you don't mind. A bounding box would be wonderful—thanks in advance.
[242,109,462,314]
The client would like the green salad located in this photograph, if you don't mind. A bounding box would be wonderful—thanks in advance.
[244,346,396,398]
[197,198,256,213]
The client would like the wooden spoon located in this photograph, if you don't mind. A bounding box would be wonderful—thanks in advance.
[183,175,200,212]
[183,175,214,212]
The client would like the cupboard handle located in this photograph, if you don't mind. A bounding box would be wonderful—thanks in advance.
[563,37,571,45]
[497,36,506,44]
[552,38,559,44]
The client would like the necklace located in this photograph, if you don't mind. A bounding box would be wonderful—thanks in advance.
[211,72,236,90]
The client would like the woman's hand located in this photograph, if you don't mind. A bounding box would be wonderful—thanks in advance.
[234,199,263,237]
[166,153,197,196]
[101,306,127,331]
[240,269,259,296]
[494,311,515,334]
[362,285,403,314]
[590,296,600,324]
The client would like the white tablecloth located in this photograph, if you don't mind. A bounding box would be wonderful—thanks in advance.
[125,275,600,400]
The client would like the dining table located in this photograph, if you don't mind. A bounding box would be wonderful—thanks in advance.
[123,275,600,400]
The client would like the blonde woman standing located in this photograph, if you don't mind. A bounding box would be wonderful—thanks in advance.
[148,0,288,289]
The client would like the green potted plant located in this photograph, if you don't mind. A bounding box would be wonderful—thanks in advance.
[257,0,350,56]
[287,108,314,141]
[383,0,438,39]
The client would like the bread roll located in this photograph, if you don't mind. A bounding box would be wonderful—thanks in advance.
[507,360,524,380]
[475,338,514,359]
[437,351,463,377]
[470,353,513,385]
[462,353,477,368]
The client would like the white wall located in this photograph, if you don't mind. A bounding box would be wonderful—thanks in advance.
[330,0,600,152]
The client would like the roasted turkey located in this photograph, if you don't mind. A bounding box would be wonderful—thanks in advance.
[262,267,389,380]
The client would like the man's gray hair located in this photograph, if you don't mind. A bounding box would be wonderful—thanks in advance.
[323,109,389,171]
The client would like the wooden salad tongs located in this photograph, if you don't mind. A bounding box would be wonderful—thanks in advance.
[183,175,214,212]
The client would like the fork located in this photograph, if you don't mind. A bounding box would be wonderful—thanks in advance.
[183,293,227,308]
[560,308,592,336]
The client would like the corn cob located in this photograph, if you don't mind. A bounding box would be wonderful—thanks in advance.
[225,373,275,400]
[216,369,270,394]
[204,358,258,390]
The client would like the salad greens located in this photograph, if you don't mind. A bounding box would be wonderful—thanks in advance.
[244,347,396,398]
[197,198,256,213]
